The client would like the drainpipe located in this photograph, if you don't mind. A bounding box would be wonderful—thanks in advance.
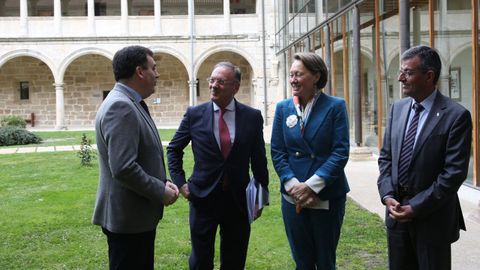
[188,0,196,106]
[261,0,268,125]
[353,5,362,146]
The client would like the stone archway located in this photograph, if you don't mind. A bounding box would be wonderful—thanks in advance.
[196,52,254,106]
[0,56,55,127]
[150,53,189,126]
[63,54,114,127]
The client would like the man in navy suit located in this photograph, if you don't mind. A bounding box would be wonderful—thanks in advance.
[378,46,472,270]
[167,61,269,270]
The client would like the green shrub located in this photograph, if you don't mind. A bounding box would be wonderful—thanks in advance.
[0,115,27,128]
[77,133,96,167]
[0,127,42,146]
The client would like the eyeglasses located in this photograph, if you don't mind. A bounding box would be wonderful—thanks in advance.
[289,72,305,79]
[397,69,427,78]
[207,77,238,86]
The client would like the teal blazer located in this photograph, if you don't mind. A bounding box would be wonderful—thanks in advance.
[271,93,350,200]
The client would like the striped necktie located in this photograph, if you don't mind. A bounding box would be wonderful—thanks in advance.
[398,103,424,187]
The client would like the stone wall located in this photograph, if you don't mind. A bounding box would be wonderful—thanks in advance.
[63,54,115,127]
[0,51,256,128]
[197,52,252,106]
[149,54,189,125]
[0,57,56,126]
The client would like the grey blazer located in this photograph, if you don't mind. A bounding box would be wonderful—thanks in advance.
[92,83,167,234]
[378,91,472,244]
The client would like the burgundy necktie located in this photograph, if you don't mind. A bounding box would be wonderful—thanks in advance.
[219,108,231,159]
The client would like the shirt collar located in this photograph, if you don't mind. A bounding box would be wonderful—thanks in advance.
[117,82,143,103]
[411,89,437,113]
[213,99,236,112]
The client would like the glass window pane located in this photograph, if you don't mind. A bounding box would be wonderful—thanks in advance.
[433,0,473,184]
[29,0,54,16]
[161,0,187,15]
[130,0,154,16]
[231,0,256,14]
[62,0,88,16]
[196,0,222,15]
[0,0,20,17]
[94,0,120,16]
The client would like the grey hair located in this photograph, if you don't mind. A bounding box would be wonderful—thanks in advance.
[213,61,241,82]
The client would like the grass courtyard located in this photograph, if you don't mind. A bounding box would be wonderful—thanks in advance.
[0,131,387,269]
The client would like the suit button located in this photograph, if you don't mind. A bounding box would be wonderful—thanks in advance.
[295,152,300,157]
[310,154,315,159]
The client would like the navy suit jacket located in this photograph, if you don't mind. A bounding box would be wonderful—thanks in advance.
[271,93,350,201]
[167,100,269,213]
[378,92,472,244]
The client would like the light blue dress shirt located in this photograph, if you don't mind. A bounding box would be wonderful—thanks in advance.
[405,90,437,147]
[117,82,143,103]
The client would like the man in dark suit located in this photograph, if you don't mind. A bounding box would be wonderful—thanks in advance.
[377,45,472,270]
[93,45,179,270]
[167,61,269,270]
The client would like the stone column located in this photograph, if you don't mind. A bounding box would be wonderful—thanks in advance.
[188,80,197,106]
[54,83,67,130]
[223,0,231,34]
[121,0,129,35]
[315,0,324,24]
[54,0,62,36]
[87,0,96,36]
[154,0,162,35]
[399,0,410,54]
[20,0,28,36]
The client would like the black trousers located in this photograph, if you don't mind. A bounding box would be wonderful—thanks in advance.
[188,186,251,270]
[102,227,156,270]
[387,221,451,270]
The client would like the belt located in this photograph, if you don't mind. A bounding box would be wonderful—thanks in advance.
[397,185,410,198]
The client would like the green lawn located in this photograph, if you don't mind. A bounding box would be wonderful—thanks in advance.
[0,146,387,269]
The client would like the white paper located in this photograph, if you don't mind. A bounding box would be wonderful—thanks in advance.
[246,176,269,224]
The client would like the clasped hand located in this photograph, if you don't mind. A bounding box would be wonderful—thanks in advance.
[163,181,179,206]
[287,182,319,209]
[384,197,414,222]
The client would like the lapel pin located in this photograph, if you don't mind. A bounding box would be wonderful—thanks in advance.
[436,112,439,117]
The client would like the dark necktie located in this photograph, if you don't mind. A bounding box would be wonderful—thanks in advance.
[398,103,424,187]
[219,108,231,159]
[139,100,151,117]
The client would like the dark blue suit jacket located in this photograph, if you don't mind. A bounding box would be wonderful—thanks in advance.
[378,92,472,244]
[271,93,350,201]
[167,100,269,213]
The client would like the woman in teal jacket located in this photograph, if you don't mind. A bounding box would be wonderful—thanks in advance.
[271,52,350,270]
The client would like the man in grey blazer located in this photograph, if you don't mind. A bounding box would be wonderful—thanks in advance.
[378,46,472,270]
[92,45,179,270]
